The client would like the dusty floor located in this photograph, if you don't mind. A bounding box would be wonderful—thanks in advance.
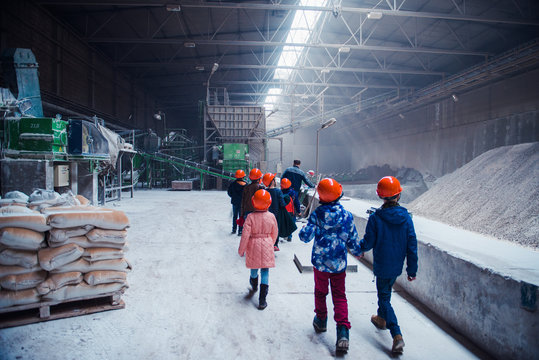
[0,190,481,359]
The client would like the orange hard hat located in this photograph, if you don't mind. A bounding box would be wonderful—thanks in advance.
[317,178,342,203]
[376,176,402,198]
[249,168,262,181]
[280,178,292,190]
[234,169,246,179]
[262,173,276,187]
[251,189,272,211]
[307,170,315,176]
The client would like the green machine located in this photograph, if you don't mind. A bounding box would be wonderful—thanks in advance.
[6,117,68,158]
[222,143,249,173]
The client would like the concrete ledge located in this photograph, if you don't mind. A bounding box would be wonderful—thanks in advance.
[305,193,539,360]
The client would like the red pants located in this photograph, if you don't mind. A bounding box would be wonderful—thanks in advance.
[313,268,351,329]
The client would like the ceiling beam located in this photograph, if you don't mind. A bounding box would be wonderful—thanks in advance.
[36,1,539,26]
[115,62,445,76]
[86,38,490,56]
[214,80,415,90]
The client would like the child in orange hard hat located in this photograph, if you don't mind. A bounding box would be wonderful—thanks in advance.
[227,169,247,235]
[358,176,418,354]
[299,178,362,354]
[238,189,278,310]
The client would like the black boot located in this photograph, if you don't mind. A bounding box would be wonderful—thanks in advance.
[258,284,268,310]
[249,276,258,292]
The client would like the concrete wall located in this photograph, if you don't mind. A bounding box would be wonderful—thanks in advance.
[352,214,539,360]
[285,67,539,177]
[0,1,160,131]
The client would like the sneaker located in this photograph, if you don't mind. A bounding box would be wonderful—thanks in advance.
[274,245,280,251]
[312,316,327,333]
[231,230,237,234]
[336,325,349,353]
[392,334,405,354]
[371,315,387,330]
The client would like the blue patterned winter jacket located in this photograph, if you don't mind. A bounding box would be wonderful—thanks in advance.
[299,202,362,273]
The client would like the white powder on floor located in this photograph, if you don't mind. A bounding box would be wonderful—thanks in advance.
[409,142,539,249]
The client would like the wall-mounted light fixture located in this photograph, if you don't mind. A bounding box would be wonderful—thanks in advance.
[195,65,205,71]
[452,94,459,102]
[367,11,383,19]
[184,42,196,48]
[166,4,181,12]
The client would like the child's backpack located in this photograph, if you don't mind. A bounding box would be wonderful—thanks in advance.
[285,195,295,215]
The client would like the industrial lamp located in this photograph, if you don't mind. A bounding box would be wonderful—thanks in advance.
[316,118,337,176]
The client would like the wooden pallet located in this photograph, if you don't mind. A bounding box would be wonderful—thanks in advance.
[0,291,124,329]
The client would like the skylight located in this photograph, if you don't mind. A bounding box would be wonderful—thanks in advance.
[265,0,327,110]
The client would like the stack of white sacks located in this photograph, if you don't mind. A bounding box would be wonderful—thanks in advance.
[0,190,130,309]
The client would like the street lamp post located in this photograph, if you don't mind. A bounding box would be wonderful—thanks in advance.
[315,117,337,177]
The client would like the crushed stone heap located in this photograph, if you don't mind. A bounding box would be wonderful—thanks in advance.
[409,142,539,249]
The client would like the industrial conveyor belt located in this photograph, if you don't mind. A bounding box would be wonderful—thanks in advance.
[139,152,236,182]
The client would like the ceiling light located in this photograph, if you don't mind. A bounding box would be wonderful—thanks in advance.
[195,65,205,71]
[398,113,405,119]
[452,94,459,102]
[338,46,350,53]
[367,11,383,20]
[211,63,219,74]
[166,4,181,12]
[184,42,196,48]
[301,95,309,99]
[321,118,337,129]
[321,68,330,74]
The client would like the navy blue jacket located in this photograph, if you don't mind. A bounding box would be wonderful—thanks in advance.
[282,166,314,194]
[227,180,246,207]
[359,205,418,279]
[267,188,286,216]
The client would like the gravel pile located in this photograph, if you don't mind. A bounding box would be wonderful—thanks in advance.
[409,142,539,249]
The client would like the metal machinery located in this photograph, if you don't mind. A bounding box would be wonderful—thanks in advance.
[0,48,135,204]
[204,87,267,184]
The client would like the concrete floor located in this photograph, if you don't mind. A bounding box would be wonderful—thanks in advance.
[0,190,484,359]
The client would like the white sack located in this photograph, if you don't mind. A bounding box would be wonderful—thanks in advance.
[48,236,125,250]
[36,272,83,295]
[0,265,41,277]
[49,225,94,242]
[0,228,45,250]
[0,288,40,308]
[42,282,126,301]
[0,270,47,291]
[0,213,50,232]
[0,249,38,268]
[83,248,124,261]
[84,271,127,286]
[38,243,84,271]
[86,228,127,244]
[50,258,131,273]
[47,209,129,230]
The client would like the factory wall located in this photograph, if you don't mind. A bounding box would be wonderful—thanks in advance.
[0,0,159,131]
[283,67,539,178]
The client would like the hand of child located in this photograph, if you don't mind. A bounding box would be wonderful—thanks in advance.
[407,275,416,281]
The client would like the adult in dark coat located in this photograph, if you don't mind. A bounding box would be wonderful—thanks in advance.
[241,168,264,233]
[282,159,315,195]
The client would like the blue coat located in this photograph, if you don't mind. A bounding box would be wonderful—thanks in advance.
[359,205,418,279]
[267,188,286,216]
[282,166,314,193]
[299,202,361,273]
[227,180,246,207]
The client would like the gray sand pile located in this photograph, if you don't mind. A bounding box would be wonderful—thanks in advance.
[409,142,539,249]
